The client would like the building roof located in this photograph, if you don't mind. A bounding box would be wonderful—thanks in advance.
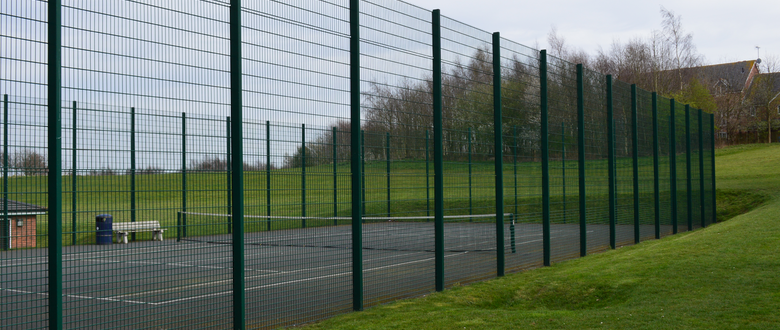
[0,199,47,214]
[692,60,758,94]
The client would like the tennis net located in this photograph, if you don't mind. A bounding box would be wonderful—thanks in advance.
[175,212,517,253]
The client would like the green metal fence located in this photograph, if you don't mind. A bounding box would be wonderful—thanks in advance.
[1,0,716,329]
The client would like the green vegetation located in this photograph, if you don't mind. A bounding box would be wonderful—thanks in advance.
[304,144,780,329]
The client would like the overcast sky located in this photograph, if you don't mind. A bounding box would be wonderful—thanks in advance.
[408,0,780,69]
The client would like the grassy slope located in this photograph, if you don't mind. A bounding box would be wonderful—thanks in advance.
[306,144,780,329]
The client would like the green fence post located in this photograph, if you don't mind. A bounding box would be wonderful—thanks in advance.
[386,132,390,218]
[607,75,616,249]
[670,100,678,234]
[227,116,233,233]
[177,211,181,242]
[182,112,187,238]
[350,0,364,310]
[229,0,246,327]
[468,127,473,220]
[71,101,77,246]
[493,32,505,276]
[652,93,660,239]
[576,64,586,256]
[266,121,271,231]
[562,122,566,224]
[699,109,705,227]
[361,130,365,217]
[433,9,445,291]
[47,0,63,328]
[131,107,137,241]
[334,127,338,225]
[426,129,430,217]
[2,95,8,251]
[302,123,306,228]
[685,105,692,231]
[710,114,716,223]
[541,50,551,265]
[631,85,639,244]
[513,125,518,221]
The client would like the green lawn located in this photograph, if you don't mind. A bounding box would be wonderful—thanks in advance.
[303,143,780,329]
[4,153,694,245]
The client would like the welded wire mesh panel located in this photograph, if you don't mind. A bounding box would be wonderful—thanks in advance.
[499,39,544,271]
[612,80,635,247]
[439,16,498,286]
[636,89,656,241]
[579,69,610,254]
[690,110,701,229]
[0,96,50,330]
[57,2,234,328]
[358,0,435,307]
[547,55,581,262]
[674,101,689,233]
[701,113,714,226]
[240,0,353,327]
[657,96,674,237]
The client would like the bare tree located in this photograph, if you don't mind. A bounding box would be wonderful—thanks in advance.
[12,150,48,176]
[660,7,704,91]
[747,55,780,143]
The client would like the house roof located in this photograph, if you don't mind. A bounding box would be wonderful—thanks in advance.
[0,199,47,214]
[692,60,757,94]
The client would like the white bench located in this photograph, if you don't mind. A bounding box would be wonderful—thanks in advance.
[113,221,165,244]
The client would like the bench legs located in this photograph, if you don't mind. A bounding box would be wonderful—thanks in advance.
[117,232,129,244]
[114,231,164,244]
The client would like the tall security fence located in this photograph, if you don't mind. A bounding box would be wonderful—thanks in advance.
[0,1,716,329]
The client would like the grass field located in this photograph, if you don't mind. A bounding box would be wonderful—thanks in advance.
[1,153,702,245]
[303,143,779,329]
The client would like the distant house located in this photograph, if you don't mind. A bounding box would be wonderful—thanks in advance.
[1,199,47,249]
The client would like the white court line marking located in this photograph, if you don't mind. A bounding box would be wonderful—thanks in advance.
[156,252,468,305]
[111,250,430,300]
[1,288,150,305]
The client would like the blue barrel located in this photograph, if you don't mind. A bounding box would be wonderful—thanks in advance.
[96,214,113,245]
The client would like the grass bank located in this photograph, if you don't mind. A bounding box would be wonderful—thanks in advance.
[306,144,780,329]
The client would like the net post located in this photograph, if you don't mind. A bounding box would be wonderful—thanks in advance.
[266,121,271,231]
[361,130,365,218]
[493,32,505,276]
[182,112,187,238]
[510,213,516,254]
[685,105,692,231]
[177,211,181,242]
[699,109,705,227]
[2,95,8,251]
[607,75,616,249]
[652,93,660,239]
[386,132,390,218]
[541,50,551,265]
[350,0,364,310]
[576,64,586,257]
[670,99,678,234]
[302,123,306,228]
[710,113,716,224]
[334,126,338,226]
[71,101,77,246]
[229,1,246,327]
[631,85,639,244]
[47,0,64,327]
[131,107,137,242]
[432,9,445,291]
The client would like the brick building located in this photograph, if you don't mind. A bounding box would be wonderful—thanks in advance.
[1,199,47,249]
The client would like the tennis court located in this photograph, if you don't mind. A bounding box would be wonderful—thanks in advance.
[0,217,647,328]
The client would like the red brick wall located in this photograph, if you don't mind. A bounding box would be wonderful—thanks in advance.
[11,215,37,248]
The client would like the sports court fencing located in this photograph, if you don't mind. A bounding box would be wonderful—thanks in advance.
[1,0,716,329]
